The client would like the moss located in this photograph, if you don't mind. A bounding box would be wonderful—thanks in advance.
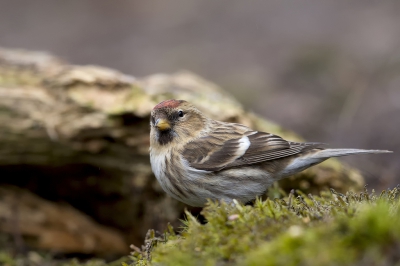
[1,187,399,266]
[130,187,400,266]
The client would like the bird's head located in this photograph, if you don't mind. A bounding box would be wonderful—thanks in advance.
[150,99,206,146]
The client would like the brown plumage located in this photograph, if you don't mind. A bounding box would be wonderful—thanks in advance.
[149,99,392,207]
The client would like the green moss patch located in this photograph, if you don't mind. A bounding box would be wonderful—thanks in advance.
[1,187,399,266]
[131,187,400,266]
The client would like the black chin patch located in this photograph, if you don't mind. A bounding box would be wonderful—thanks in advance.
[158,130,174,145]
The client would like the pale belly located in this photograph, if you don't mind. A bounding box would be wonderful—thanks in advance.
[149,148,325,206]
[150,150,275,206]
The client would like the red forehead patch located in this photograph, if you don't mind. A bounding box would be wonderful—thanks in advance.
[153,99,184,110]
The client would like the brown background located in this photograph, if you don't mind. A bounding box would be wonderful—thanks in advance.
[1,0,399,190]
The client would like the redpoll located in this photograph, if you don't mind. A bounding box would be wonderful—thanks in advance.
[149,99,391,207]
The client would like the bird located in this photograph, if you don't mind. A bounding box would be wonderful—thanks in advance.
[149,99,392,207]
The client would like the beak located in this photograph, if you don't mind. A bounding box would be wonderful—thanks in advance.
[155,118,171,131]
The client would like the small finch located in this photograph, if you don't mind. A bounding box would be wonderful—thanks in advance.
[149,99,391,207]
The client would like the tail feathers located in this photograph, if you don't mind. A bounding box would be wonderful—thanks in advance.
[311,148,392,159]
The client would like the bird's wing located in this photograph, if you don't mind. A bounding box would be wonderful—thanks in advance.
[182,124,323,171]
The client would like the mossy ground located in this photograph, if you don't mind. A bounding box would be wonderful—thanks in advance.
[1,186,399,266]
[130,186,400,266]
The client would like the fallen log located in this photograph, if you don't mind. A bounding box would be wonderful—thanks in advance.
[0,47,364,253]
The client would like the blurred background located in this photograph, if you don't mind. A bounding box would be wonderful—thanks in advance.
[0,1,400,262]
[1,1,399,194]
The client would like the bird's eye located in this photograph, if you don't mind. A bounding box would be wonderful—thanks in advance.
[178,110,184,117]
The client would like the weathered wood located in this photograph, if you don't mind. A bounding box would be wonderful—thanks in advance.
[0,186,128,255]
[0,47,364,253]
